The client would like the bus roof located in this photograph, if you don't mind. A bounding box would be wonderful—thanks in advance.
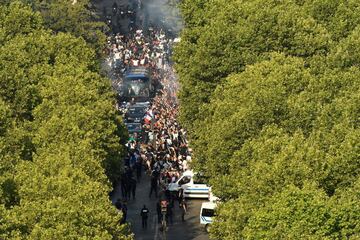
[125,67,150,78]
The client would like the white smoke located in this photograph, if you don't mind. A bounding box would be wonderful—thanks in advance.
[142,0,183,35]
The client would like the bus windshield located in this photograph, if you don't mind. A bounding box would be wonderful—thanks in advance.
[123,77,149,97]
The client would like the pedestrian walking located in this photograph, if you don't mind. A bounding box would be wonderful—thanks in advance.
[180,199,187,222]
[120,173,127,199]
[140,205,149,229]
[178,188,184,205]
[135,159,142,181]
[149,171,159,198]
[125,179,131,200]
[130,177,137,199]
[156,202,162,223]
[121,200,128,224]
[166,203,173,225]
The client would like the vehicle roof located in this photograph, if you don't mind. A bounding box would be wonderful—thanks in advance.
[133,101,150,106]
[125,122,141,126]
[129,104,148,109]
[182,170,194,176]
[201,201,217,209]
[125,67,150,78]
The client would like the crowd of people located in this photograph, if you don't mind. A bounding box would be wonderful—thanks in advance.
[103,0,141,33]
[116,58,191,228]
[107,24,190,228]
[105,27,172,91]
[103,0,191,230]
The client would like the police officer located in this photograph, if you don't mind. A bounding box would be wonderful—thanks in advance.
[140,205,149,229]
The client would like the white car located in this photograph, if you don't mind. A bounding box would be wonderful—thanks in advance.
[200,201,216,233]
[167,170,210,198]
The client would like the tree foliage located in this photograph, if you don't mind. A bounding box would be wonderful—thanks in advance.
[1,0,106,54]
[0,2,130,239]
[175,0,360,239]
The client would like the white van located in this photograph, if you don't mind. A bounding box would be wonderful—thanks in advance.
[200,201,216,232]
[167,170,210,198]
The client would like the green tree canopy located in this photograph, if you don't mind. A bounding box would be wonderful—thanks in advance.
[0,2,130,239]
[2,148,129,239]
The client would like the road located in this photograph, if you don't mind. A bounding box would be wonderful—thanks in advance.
[92,1,209,239]
[110,173,209,240]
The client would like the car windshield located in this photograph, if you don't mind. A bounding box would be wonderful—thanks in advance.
[178,176,191,185]
[128,107,145,116]
[123,81,149,97]
[123,76,150,97]
[126,123,141,132]
[201,208,215,217]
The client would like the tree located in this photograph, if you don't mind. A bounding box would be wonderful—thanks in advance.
[0,0,106,55]
[192,54,312,179]
[32,63,126,183]
[176,1,360,238]
[198,57,360,238]
[31,0,106,54]
[0,3,130,238]
[174,0,330,131]
[242,183,332,240]
[1,148,131,240]
[0,1,43,44]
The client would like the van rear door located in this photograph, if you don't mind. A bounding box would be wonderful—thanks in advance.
[200,202,216,225]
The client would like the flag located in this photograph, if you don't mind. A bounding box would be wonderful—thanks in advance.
[144,114,152,124]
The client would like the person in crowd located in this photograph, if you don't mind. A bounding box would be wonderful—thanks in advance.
[178,188,184,205]
[135,157,142,181]
[156,201,162,224]
[130,177,137,199]
[180,199,187,222]
[121,200,128,224]
[166,202,173,225]
[108,25,196,227]
[149,170,159,198]
[120,172,128,199]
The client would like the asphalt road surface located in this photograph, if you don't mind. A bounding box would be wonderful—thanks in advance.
[111,173,209,240]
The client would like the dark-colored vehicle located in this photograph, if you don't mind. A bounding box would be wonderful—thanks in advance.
[125,104,147,123]
[119,67,154,102]
[125,122,142,134]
